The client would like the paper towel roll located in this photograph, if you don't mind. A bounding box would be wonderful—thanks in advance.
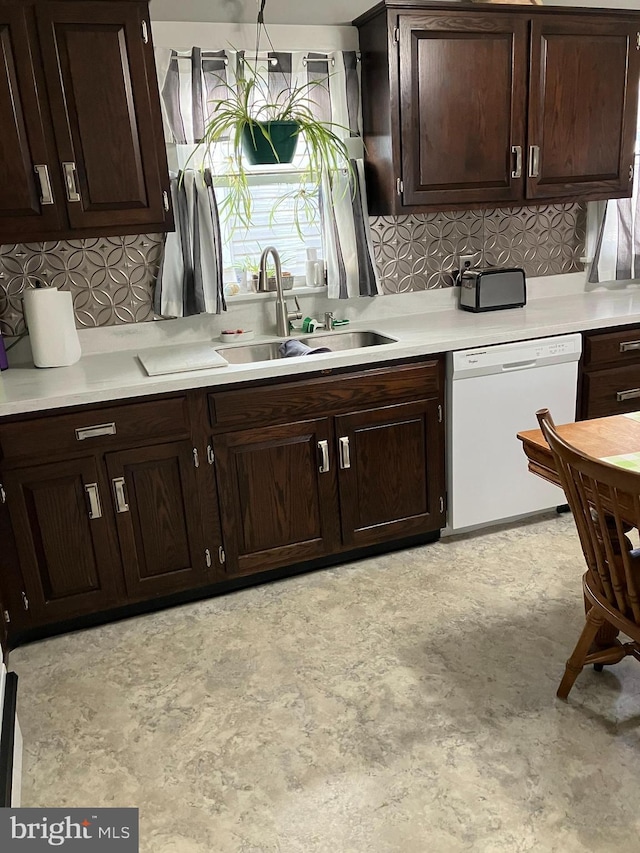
[23,287,81,368]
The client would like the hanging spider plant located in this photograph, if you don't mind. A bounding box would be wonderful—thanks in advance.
[195,58,354,236]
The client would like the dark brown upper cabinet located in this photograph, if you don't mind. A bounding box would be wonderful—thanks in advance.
[355,2,640,214]
[0,5,62,237]
[397,11,528,209]
[0,0,172,244]
[527,16,639,202]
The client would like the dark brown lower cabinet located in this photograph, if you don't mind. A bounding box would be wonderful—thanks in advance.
[0,358,447,642]
[213,418,341,577]
[3,457,122,624]
[212,384,446,576]
[105,441,210,599]
[0,501,27,653]
[579,326,640,419]
[336,399,445,548]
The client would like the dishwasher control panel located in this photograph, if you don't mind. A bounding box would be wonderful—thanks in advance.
[451,334,582,379]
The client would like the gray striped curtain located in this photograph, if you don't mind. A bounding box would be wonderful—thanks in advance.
[154,170,226,318]
[309,51,380,298]
[589,173,640,283]
[154,49,228,316]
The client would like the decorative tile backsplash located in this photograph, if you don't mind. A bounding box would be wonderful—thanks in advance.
[370,204,586,293]
[0,203,585,336]
[0,234,164,336]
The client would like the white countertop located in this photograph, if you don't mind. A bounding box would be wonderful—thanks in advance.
[3,281,640,419]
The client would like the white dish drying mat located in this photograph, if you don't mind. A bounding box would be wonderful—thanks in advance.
[138,344,228,376]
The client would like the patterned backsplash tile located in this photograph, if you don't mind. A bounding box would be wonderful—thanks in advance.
[0,234,164,336]
[370,203,586,293]
[0,203,586,336]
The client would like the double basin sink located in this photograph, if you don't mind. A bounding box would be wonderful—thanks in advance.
[216,330,397,364]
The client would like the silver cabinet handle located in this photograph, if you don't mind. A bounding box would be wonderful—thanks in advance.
[511,146,522,179]
[620,341,640,352]
[75,422,116,441]
[318,440,330,473]
[34,165,54,204]
[163,190,170,212]
[84,483,103,519]
[528,145,540,178]
[617,388,640,402]
[339,436,351,470]
[112,477,130,513]
[63,161,81,202]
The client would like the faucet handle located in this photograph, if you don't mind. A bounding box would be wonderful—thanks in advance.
[293,296,301,313]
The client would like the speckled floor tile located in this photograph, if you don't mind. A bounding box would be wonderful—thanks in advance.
[10,513,640,852]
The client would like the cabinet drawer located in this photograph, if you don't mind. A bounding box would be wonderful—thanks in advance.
[0,397,189,462]
[209,361,442,429]
[583,327,640,369]
[582,365,640,419]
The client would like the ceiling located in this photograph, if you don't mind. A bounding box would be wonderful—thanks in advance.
[149,0,376,26]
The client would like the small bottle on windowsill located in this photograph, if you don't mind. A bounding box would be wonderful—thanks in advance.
[305,248,318,287]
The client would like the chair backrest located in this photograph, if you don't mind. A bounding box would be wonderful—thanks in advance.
[536,408,640,628]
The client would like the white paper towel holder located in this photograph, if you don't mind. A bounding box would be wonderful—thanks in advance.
[23,284,82,368]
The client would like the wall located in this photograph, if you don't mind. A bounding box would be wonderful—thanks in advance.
[149,0,374,26]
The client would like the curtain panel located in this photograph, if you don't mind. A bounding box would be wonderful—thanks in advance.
[589,173,640,283]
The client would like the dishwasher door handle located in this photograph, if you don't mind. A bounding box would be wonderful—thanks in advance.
[501,360,537,372]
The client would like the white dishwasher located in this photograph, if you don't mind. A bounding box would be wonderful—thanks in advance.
[447,333,582,532]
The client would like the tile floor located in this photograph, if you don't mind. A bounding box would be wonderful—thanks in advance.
[10,513,640,852]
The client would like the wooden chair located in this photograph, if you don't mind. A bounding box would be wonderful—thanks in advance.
[536,408,640,699]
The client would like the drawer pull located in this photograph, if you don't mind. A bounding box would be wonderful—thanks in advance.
[617,388,640,402]
[112,477,130,513]
[84,483,103,519]
[318,440,330,473]
[619,341,640,352]
[339,436,351,470]
[75,422,116,441]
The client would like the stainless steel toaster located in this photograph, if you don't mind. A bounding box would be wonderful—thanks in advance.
[458,267,526,313]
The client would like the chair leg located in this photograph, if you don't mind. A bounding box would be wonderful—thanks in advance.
[557,607,605,700]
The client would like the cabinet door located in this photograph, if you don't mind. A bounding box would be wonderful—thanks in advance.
[105,442,210,600]
[213,419,341,577]
[398,12,527,208]
[335,399,445,548]
[3,458,122,624]
[527,16,640,201]
[36,1,168,230]
[0,6,61,238]
[0,491,31,641]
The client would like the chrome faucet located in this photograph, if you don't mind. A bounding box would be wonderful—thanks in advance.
[258,246,302,337]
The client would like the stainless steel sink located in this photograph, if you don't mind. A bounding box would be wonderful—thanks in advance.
[216,330,397,364]
[217,341,284,364]
[299,331,397,350]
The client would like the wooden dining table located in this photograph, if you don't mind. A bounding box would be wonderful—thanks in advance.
[518,413,640,491]
[518,412,640,652]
